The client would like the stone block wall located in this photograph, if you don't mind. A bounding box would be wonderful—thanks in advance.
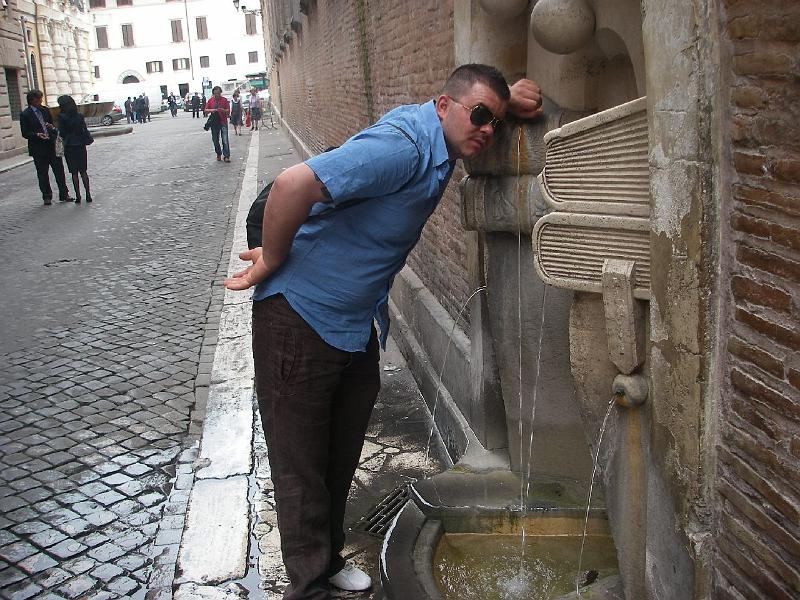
[0,13,28,159]
[716,1,800,598]
[267,0,472,323]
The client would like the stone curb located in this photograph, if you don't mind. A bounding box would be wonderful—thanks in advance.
[0,155,32,174]
[89,125,134,138]
[171,130,261,594]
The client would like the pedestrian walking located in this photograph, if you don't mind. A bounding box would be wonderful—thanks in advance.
[191,92,201,118]
[19,89,73,205]
[204,85,230,163]
[124,96,133,124]
[56,95,93,204]
[223,64,543,600]
[144,94,151,122]
[248,88,261,131]
[230,90,243,136]
[168,93,178,117]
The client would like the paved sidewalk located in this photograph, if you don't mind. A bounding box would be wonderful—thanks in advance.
[173,127,448,599]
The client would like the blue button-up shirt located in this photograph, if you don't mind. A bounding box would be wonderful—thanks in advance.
[253,100,453,352]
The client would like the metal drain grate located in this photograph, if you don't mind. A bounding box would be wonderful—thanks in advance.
[351,485,409,537]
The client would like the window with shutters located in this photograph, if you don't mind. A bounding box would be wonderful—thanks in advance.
[196,17,208,40]
[248,51,258,63]
[172,58,190,71]
[171,19,183,43]
[121,24,134,47]
[226,53,235,65]
[116,0,132,6]
[93,65,100,78]
[146,61,163,73]
[95,26,109,49]
[245,12,257,35]
[200,56,209,68]
[89,0,106,8]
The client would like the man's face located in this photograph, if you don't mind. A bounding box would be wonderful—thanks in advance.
[30,95,43,107]
[436,82,507,161]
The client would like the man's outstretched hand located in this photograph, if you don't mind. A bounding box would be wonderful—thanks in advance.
[508,79,544,120]
[223,247,267,291]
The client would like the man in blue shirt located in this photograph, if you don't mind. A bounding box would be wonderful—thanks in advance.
[224,64,542,600]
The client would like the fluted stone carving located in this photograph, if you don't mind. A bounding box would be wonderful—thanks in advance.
[532,97,650,299]
[75,30,92,97]
[37,17,57,101]
[538,98,649,217]
[66,27,81,97]
[50,22,71,96]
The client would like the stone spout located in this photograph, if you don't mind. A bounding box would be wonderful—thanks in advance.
[612,373,648,408]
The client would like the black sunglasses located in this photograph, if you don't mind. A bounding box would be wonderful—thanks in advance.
[447,96,503,130]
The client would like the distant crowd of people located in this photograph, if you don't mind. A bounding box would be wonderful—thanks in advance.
[123,94,151,124]
[19,86,273,204]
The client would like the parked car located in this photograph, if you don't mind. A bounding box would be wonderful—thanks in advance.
[100,104,126,126]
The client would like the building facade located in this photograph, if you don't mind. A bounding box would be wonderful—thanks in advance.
[0,0,92,160]
[87,0,266,103]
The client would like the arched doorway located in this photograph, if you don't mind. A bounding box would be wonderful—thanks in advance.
[122,75,140,84]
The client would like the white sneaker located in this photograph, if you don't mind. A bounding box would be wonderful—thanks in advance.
[329,560,372,592]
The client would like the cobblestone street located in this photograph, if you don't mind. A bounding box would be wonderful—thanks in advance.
[0,112,248,599]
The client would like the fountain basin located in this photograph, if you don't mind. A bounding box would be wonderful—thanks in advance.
[381,469,623,600]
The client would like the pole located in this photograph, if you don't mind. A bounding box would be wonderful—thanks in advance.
[183,0,194,81]
[19,16,34,91]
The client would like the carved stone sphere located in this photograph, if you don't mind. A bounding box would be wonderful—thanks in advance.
[478,0,529,20]
[530,0,595,55]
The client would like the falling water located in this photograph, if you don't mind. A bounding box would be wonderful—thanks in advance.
[575,395,618,598]
[425,285,487,462]
[497,124,545,593]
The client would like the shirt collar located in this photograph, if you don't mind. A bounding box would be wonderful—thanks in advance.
[421,100,449,168]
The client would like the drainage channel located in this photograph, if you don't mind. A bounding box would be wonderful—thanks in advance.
[232,470,265,598]
[352,485,410,538]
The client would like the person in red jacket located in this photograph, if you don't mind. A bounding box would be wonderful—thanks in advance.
[204,86,231,162]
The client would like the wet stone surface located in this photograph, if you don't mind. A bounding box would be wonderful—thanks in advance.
[0,114,248,598]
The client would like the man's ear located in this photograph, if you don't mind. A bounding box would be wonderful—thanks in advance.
[434,95,449,121]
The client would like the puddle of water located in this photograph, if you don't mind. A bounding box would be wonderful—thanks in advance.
[433,533,618,600]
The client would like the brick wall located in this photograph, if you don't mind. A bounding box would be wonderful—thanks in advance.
[716,2,800,598]
[269,0,472,323]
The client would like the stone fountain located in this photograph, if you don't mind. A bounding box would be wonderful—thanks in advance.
[383,1,711,599]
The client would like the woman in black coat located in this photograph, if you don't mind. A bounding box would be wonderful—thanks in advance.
[56,95,93,203]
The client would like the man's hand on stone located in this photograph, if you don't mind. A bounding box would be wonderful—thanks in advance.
[508,79,544,119]
[224,247,267,291]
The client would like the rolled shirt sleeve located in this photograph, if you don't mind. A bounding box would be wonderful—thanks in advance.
[305,123,420,205]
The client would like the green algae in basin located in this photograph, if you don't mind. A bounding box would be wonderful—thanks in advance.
[433,533,618,600]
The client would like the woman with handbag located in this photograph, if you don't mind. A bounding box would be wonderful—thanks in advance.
[204,86,231,162]
[230,90,244,136]
[56,95,94,203]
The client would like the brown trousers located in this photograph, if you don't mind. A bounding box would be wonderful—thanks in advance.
[252,295,380,600]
